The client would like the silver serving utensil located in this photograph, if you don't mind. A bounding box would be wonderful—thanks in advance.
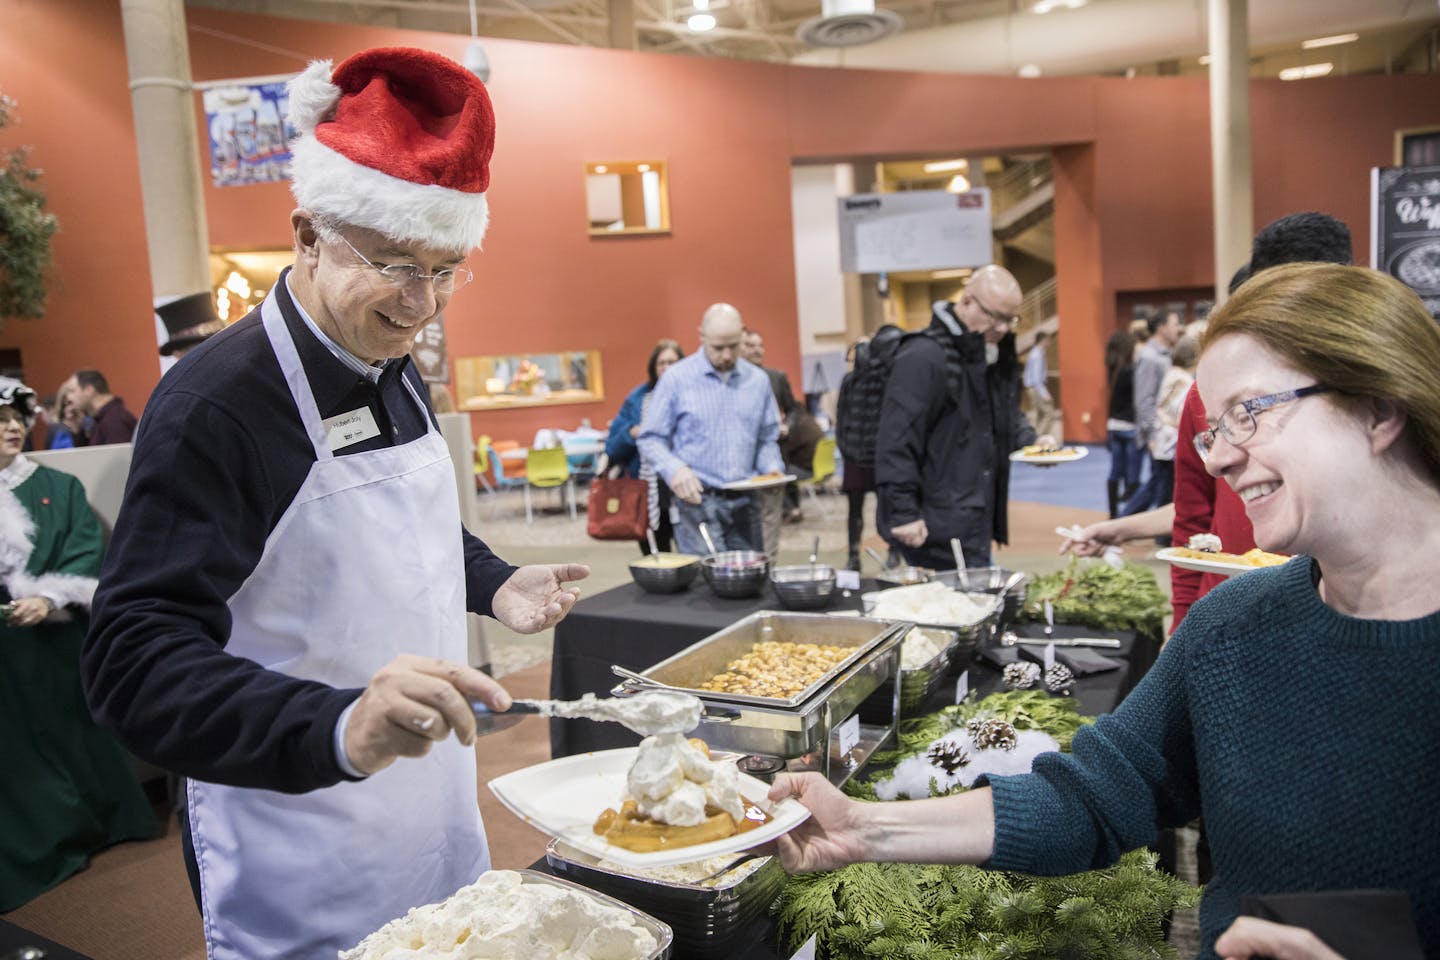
[1043,598,1055,639]
[645,526,660,557]
[864,546,887,571]
[809,535,820,572]
[468,698,544,736]
[1001,630,1121,649]
[949,539,970,591]
[699,521,719,557]
[610,664,682,689]
[1001,570,1027,594]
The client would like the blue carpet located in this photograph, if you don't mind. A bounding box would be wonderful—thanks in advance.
[1008,443,1113,513]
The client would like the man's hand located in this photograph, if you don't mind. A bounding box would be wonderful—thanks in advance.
[492,563,589,633]
[890,519,928,549]
[1034,434,1058,448]
[668,465,703,505]
[7,596,53,627]
[343,654,511,776]
[1215,917,1345,960]
[767,772,871,874]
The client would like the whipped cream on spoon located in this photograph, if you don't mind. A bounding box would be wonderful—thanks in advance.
[471,690,703,737]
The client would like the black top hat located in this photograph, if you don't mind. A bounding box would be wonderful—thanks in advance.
[158,292,226,357]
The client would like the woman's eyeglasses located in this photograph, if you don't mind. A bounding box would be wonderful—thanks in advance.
[1192,385,1332,460]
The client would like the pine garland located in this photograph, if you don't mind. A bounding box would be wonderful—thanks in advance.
[778,691,1200,957]
[1021,558,1169,633]
[0,93,58,323]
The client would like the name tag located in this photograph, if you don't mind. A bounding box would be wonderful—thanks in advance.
[323,407,381,451]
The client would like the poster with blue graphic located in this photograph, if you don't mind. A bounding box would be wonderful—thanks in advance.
[203,80,295,187]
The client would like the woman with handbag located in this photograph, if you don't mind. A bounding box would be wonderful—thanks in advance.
[602,339,683,553]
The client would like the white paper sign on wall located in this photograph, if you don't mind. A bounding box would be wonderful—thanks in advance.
[838,189,993,274]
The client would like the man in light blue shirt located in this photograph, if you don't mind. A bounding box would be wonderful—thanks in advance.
[1022,330,1059,439]
[638,303,785,554]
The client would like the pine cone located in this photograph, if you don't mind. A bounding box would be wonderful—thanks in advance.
[1003,661,1041,690]
[927,740,971,775]
[1044,662,1075,694]
[970,717,1018,752]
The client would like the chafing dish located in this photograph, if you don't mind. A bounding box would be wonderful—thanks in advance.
[514,869,674,959]
[545,841,783,960]
[932,567,1028,624]
[899,626,960,716]
[861,588,1002,663]
[612,611,908,784]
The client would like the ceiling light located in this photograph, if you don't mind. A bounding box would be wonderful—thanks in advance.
[1031,0,1086,13]
[923,159,968,173]
[1018,63,1042,78]
[594,165,608,173]
[637,163,651,172]
[1302,33,1358,49]
[1279,62,1333,80]
[688,12,716,30]
[946,174,971,193]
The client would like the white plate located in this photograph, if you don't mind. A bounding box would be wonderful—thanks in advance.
[488,748,810,868]
[1155,547,1285,577]
[1009,447,1089,465]
[721,474,798,490]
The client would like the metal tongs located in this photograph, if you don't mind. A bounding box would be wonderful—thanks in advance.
[1000,630,1121,649]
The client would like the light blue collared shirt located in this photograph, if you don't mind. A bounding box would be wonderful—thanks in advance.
[637,352,783,489]
[285,273,391,384]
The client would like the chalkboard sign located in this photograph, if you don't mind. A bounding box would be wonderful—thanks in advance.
[1371,165,1440,319]
[838,189,993,274]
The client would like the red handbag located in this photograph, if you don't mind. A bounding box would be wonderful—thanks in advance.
[586,477,648,540]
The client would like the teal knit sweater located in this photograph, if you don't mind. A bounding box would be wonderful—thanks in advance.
[985,557,1440,958]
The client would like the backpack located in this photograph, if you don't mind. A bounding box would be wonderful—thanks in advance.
[836,325,903,466]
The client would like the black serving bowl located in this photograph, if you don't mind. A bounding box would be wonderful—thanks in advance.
[628,553,703,594]
[701,551,770,598]
[769,564,837,610]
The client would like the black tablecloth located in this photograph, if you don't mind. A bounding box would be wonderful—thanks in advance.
[550,580,1161,757]
[0,919,95,959]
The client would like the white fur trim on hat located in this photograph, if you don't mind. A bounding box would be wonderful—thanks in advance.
[289,136,490,252]
[286,59,340,135]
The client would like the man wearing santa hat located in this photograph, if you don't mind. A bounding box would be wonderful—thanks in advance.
[83,48,588,957]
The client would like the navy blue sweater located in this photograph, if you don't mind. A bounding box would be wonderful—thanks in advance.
[984,558,1440,957]
[82,276,516,794]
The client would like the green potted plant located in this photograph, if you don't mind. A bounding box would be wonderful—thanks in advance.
[0,93,59,325]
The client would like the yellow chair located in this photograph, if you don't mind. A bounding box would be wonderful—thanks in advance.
[523,446,575,524]
[474,434,494,494]
[799,436,837,503]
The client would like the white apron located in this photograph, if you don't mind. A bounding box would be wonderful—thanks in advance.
[187,293,489,959]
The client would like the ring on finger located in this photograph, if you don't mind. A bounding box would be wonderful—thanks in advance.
[412,715,437,732]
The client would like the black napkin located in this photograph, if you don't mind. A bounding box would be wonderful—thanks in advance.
[975,646,1023,670]
[1239,889,1423,960]
[1054,647,1122,676]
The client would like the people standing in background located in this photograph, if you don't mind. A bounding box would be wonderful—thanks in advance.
[0,386,157,911]
[639,303,784,555]
[1142,334,1199,545]
[836,325,903,571]
[44,384,85,450]
[62,370,137,445]
[876,265,1047,570]
[1103,330,1140,518]
[1121,309,1182,516]
[1022,330,1060,439]
[605,338,683,555]
[739,327,821,528]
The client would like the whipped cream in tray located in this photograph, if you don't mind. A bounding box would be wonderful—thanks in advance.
[340,869,670,960]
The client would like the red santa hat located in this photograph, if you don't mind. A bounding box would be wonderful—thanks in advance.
[286,47,495,252]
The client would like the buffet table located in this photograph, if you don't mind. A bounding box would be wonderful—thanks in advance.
[549,579,1162,758]
[0,919,94,959]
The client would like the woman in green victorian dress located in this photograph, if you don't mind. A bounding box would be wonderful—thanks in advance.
[0,384,155,911]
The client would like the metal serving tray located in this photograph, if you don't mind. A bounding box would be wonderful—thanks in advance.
[545,841,784,960]
[899,626,960,715]
[612,611,908,779]
[515,868,674,960]
[861,589,1002,660]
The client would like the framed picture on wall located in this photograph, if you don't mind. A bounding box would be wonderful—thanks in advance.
[1395,126,1440,168]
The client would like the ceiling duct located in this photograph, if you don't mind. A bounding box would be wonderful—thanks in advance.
[797,0,903,48]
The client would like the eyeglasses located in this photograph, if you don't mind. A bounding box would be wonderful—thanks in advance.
[1192,384,1332,461]
[333,233,472,292]
[970,294,1019,328]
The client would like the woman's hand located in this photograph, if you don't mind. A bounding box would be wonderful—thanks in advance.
[7,596,54,627]
[1215,917,1345,960]
[767,772,871,873]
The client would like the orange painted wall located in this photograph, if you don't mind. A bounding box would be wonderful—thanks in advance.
[4,0,1440,445]
[0,0,156,410]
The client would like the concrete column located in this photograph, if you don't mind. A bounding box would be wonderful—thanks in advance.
[120,0,210,302]
[1208,0,1252,305]
[608,0,637,50]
